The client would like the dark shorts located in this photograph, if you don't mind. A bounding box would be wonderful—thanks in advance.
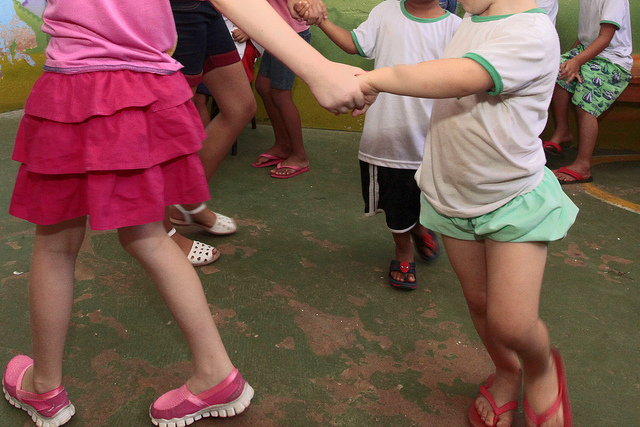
[170,0,240,87]
[257,29,311,91]
[360,161,421,233]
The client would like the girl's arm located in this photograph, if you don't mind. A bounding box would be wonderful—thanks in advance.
[353,58,494,116]
[559,24,617,83]
[317,19,359,55]
[208,0,364,114]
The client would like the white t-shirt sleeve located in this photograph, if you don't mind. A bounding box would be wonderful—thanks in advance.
[601,0,625,29]
[462,22,556,96]
[351,4,384,59]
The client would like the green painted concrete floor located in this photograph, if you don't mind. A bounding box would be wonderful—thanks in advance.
[1,110,639,426]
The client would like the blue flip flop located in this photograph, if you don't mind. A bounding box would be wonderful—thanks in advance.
[389,260,417,290]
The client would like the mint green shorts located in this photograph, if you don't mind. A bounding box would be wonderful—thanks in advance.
[420,168,579,243]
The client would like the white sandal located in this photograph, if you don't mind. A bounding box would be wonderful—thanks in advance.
[168,228,219,266]
[170,203,237,236]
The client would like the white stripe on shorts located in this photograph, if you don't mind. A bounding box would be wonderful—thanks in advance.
[366,164,382,217]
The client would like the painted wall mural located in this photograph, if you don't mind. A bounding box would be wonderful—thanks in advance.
[0,0,46,111]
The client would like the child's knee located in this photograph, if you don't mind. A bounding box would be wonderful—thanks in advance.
[487,316,541,349]
[255,79,270,98]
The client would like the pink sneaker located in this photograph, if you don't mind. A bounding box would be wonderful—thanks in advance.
[150,367,254,427]
[3,355,75,427]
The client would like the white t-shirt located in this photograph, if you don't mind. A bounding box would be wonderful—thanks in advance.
[352,1,461,169]
[578,0,633,72]
[416,10,559,218]
[536,0,558,25]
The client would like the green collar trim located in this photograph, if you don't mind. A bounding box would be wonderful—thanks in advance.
[471,8,545,22]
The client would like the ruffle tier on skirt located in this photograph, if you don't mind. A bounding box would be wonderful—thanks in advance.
[10,70,210,230]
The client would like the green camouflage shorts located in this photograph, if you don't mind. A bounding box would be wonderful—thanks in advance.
[557,45,631,117]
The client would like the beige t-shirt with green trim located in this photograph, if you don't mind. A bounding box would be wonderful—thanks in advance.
[416,10,559,218]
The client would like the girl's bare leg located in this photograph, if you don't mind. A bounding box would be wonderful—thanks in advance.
[443,236,521,427]
[118,221,233,393]
[170,62,256,230]
[200,62,256,182]
[485,239,564,427]
[22,217,87,395]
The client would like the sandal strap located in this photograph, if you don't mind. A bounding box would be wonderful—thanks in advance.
[523,382,564,426]
[167,227,177,237]
[173,203,207,224]
[479,386,519,420]
[389,260,416,276]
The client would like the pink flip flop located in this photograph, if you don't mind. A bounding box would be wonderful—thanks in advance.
[524,349,573,426]
[468,374,519,427]
[252,153,286,168]
[270,163,310,179]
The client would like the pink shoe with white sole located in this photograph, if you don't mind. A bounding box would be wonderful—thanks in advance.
[150,367,254,427]
[3,355,75,427]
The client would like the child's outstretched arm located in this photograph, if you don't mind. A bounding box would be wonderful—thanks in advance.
[353,58,494,116]
[559,24,617,84]
[209,0,364,115]
[317,18,358,55]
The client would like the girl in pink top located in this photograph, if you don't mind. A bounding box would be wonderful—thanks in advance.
[4,1,255,426]
[3,0,366,426]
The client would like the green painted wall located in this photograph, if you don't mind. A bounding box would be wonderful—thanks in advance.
[1,0,639,148]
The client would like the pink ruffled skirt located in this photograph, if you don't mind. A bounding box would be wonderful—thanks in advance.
[10,70,209,230]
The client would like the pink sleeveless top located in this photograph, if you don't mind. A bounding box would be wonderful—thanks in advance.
[42,0,182,74]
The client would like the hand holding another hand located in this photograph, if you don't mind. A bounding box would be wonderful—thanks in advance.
[289,0,327,26]
[306,62,368,115]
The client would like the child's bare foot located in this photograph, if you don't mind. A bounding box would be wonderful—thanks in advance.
[390,244,415,284]
[269,156,310,178]
[523,351,569,427]
[546,136,572,145]
[472,373,521,427]
[553,161,591,184]
[253,144,291,167]
[389,261,415,284]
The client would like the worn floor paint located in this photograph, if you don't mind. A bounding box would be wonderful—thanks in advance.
[1,111,639,426]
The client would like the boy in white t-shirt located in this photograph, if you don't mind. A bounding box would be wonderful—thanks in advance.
[307,0,461,290]
[354,0,577,425]
[543,0,632,184]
